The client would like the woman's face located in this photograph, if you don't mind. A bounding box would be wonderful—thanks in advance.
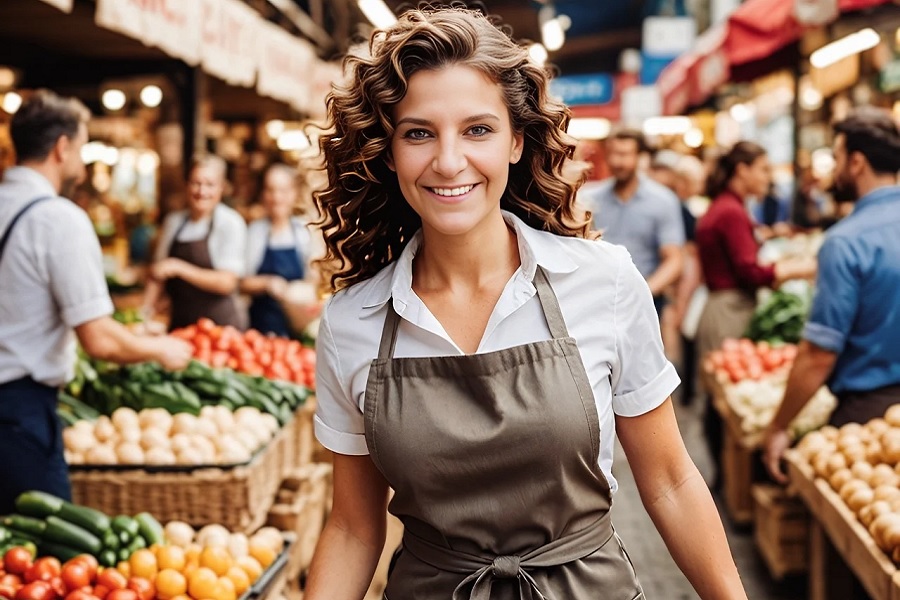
[737,154,771,198]
[187,165,224,217]
[388,64,524,239]
[262,169,296,220]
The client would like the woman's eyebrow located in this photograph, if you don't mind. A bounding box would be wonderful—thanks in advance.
[395,113,501,127]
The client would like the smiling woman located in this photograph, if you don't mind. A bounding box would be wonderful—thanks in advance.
[305,7,748,600]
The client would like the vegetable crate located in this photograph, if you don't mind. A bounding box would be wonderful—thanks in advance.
[69,416,296,534]
[752,484,810,580]
[265,463,333,582]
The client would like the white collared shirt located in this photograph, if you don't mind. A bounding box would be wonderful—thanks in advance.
[314,211,680,493]
[0,167,113,386]
[154,204,247,276]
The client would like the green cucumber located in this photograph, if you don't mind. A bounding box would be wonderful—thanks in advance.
[117,530,131,546]
[43,516,102,554]
[15,491,63,518]
[103,530,120,550]
[4,528,39,544]
[134,513,164,546]
[111,515,140,538]
[100,549,118,567]
[126,536,146,553]
[57,502,110,538]
[39,541,83,562]
[2,515,46,537]
[117,547,131,562]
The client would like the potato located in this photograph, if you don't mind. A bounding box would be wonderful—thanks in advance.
[830,468,854,492]
[840,423,866,438]
[870,513,900,551]
[827,453,848,477]
[881,430,900,464]
[840,479,870,504]
[851,461,875,482]
[838,434,864,451]
[842,444,867,465]
[821,426,840,442]
[111,407,140,431]
[848,487,875,514]
[868,418,891,438]
[867,441,885,465]
[884,405,900,428]
[164,521,195,548]
[871,464,899,488]
[874,486,900,504]
[860,505,876,528]
[813,454,832,478]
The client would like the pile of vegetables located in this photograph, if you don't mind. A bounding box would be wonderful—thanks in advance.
[725,373,836,436]
[795,405,900,562]
[171,319,316,389]
[745,289,811,344]
[63,406,279,467]
[61,358,308,427]
[1,492,163,567]
[706,338,797,384]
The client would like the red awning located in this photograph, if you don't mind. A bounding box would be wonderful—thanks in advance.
[658,0,894,115]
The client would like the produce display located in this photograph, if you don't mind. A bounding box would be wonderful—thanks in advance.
[61,358,309,427]
[1,492,163,567]
[795,405,900,562]
[63,407,279,467]
[744,289,811,345]
[171,319,316,389]
[706,338,836,436]
[0,492,287,600]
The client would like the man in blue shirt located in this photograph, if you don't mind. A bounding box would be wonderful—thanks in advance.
[584,129,684,316]
[765,108,900,482]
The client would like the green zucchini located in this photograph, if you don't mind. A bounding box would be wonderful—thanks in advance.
[134,513,164,546]
[126,536,146,553]
[103,530,120,550]
[100,549,118,567]
[43,516,102,554]
[39,541,83,562]
[2,515,46,538]
[57,502,110,538]
[117,547,131,562]
[117,530,131,546]
[15,491,63,518]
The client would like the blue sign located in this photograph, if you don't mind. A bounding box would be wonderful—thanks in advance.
[640,52,676,85]
[549,73,615,106]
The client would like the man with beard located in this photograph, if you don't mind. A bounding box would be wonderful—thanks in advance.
[764,108,900,483]
[586,129,684,317]
[0,90,192,512]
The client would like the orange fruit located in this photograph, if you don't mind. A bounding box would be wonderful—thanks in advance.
[211,577,236,600]
[169,596,191,600]
[199,547,233,577]
[247,544,275,569]
[129,549,158,580]
[116,561,131,579]
[184,545,202,568]
[235,557,262,583]
[155,569,187,600]
[148,544,164,557]
[157,546,187,572]
[187,567,218,600]
[224,567,250,596]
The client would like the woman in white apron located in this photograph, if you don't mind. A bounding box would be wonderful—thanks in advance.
[305,8,748,599]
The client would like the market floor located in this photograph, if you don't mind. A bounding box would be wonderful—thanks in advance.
[610,394,808,600]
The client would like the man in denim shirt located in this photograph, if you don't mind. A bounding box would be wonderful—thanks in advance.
[764,108,900,482]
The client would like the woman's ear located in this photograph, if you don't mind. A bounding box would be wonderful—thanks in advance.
[510,132,524,164]
[384,152,395,172]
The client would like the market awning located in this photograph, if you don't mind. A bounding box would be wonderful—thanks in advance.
[659,0,895,114]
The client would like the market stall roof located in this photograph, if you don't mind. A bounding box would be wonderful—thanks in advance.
[659,0,897,115]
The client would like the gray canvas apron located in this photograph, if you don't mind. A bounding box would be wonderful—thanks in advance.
[365,267,644,600]
[165,213,245,331]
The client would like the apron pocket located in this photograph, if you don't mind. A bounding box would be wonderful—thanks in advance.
[0,422,53,457]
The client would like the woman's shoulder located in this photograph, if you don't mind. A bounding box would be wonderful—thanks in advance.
[324,262,397,325]
[215,203,248,229]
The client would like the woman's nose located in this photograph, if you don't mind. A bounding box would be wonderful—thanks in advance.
[432,138,467,178]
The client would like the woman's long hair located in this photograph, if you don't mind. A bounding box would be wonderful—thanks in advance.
[313,6,591,293]
[706,141,767,198]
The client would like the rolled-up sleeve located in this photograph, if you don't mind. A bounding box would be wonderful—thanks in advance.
[313,300,369,455]
[610,247,681,416]
[804,237,857,353]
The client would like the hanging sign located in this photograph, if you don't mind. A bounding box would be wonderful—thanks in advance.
[200,0,258,87]
[794,0,839,25]
[257,21,315,112]
[37,0,73,13]
[95,0,201,65]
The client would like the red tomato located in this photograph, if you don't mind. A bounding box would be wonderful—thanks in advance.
[782,344,798,361]
[105,589,137,600]
[259,352,273,368]
[721,338,741,353]
[24,559,60,584]
[125,578,153,600]
[61,563,90,592]
[210,351,230,368]
[0,575,22,589]
[48,577,65,597]
[196,318,215,333]
[95,571,126,592]
[66,557,97,583]
[227,357,239,369]
[299,347,316,365]
[761,351,783,371]
[4,549,32,576]
[91,585,109,600]
[708,350,725,369]
[0,583,18,600]
[15,581,54,600]
[65,591,100,600]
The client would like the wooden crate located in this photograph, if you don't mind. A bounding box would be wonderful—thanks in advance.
[752,483,809,580]
[786,451,899,600]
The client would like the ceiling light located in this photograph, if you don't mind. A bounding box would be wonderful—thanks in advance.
[137,151,160,175]
[139,85,163,108]
[643,116,693,136]
[102,89,126,111]
[100,146,119,166]
[799,81,823,111]
[357,0,397,28]
[528,43,548,66]
[266,119,286,139]
[810,28,880,69]
[2,92,22,114]
[277,131,311,151]
[683,128,704,148]
[567,118,611,140]
[81,141,106,164]
[729,103,753,122]
[0,68,15,89]
[541,18,565,52]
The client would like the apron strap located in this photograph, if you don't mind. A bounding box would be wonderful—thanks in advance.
[533,267,570,340]
[377,302,402,361]
[0,196,53,267]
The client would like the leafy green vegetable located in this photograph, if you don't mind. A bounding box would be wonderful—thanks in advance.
[745,289,811,344]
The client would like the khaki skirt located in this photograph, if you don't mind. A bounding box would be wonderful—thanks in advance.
[696,289,756,390]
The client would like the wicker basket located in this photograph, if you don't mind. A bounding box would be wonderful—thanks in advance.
[70,419,294,533]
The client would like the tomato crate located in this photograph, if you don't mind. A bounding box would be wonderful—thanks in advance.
[69,414,298,534]
[752,483,810,580]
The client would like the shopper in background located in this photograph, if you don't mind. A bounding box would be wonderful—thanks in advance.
[765,108,900,482]
[305,8,746,600]
[0,90,192,512]
[143,156,248,331]
[241,163,320,337]
[671,155,708,405]
[585,129,685,317]
[695,142,814,483]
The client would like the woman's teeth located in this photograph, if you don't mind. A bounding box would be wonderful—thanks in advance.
[431,185,474,197]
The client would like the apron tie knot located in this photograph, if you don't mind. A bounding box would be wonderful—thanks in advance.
[491,555,520,578]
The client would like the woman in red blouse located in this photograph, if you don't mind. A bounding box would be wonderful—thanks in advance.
[695,142,812,483]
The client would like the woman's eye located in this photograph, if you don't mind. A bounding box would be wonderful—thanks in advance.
[404,129,430,140]
[469,125,491,136]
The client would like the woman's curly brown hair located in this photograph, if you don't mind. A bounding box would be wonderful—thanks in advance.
[314,5,591,293]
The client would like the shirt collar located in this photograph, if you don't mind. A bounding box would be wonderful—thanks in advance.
[360,210,578,312]
[855,185,900,213]
[3,166,58,198]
